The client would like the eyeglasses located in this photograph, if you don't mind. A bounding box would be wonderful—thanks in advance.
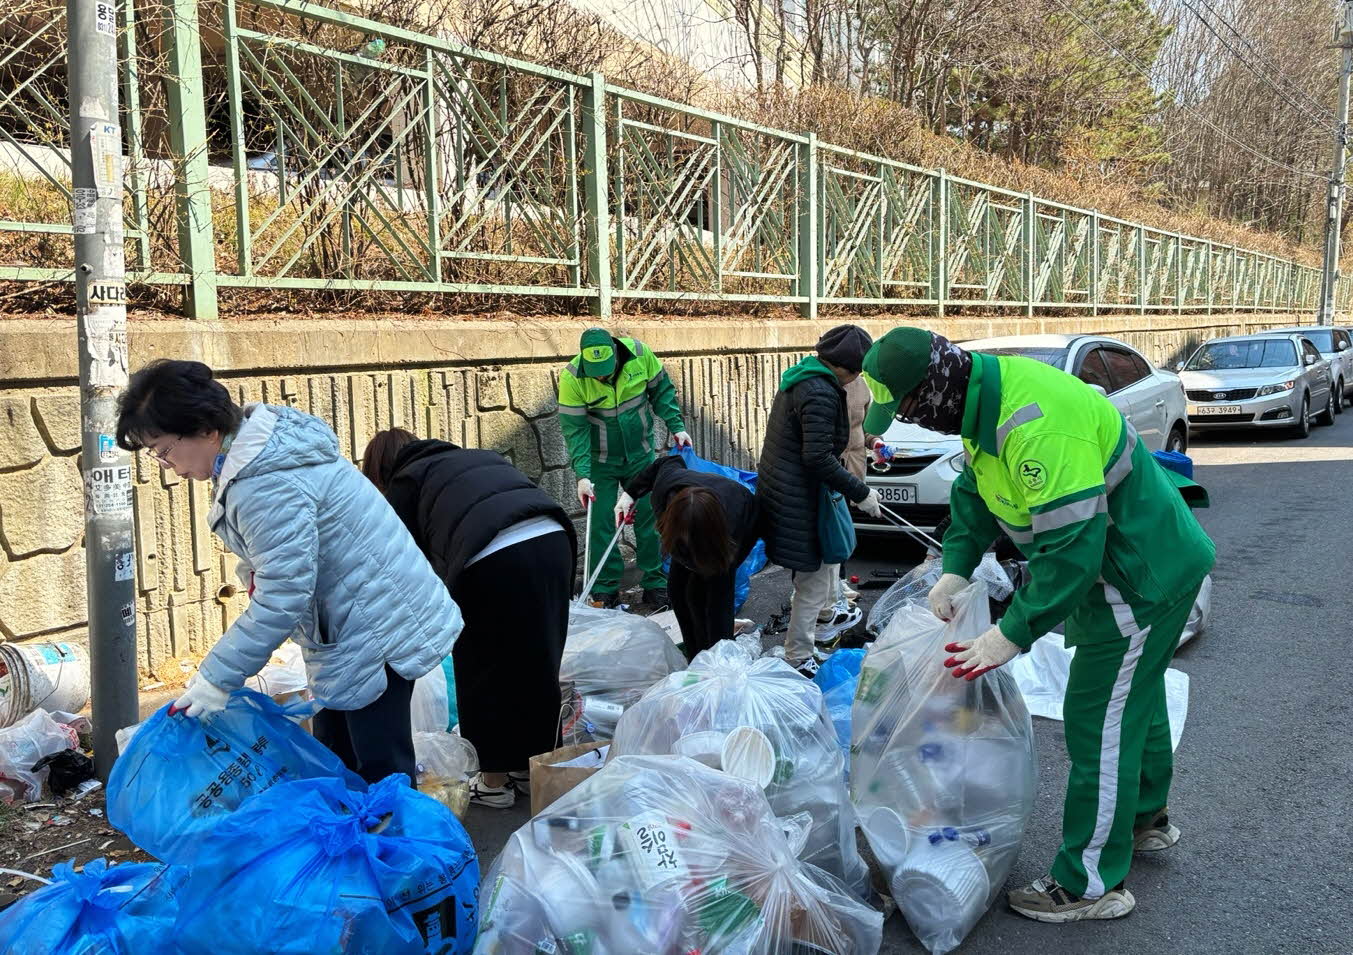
[145,437,180,465]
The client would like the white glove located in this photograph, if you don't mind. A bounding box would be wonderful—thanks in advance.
[615,491,636,527]
[171,676,230,720]
[577,478,595,507]
[673,431,693,449]
[928,573,969,621]
[856,487,882,518]
[943,624,1020,680]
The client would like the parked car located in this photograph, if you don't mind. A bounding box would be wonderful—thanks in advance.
[1177,332,1335,438]
[855,334,1189,536]
[1262,325,1353,411]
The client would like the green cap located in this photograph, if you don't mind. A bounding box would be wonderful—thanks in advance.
[861,327,934,435]
[578,327,617,378]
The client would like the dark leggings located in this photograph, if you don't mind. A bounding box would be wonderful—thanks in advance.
[313,664,416,785]
[669,528,761,661]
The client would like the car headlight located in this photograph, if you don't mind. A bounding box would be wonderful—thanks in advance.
[1256,380,1296,397]
[942,450,966,475]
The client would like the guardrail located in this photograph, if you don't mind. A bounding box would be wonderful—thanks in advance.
[0,0,1336,320]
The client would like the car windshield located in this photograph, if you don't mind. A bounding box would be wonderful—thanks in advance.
[1186,339,1296,370]
[974,347,1069,368]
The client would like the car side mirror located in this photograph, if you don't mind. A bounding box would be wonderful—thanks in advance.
[1339,341,1350,352]
[1304,354,1317,366]
[1173,361,1184,372]
[1088,383,1108,396]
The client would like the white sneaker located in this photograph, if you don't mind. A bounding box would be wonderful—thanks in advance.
[815,602,862,644]
[507,770,531,797]
[469,774,515,809]
[841,584,860,602]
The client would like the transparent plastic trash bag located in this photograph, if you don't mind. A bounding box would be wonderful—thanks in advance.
[866,555,1013,638]
[174,774,479,955]
[0,708,77,804]
[608,641,869,897]
[851,583,1036,954]
[475,753,882,954]
[561,605,687,744]
[415,730,479,818]
[0,859,185,955]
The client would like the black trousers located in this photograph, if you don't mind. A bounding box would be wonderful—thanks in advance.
[313,664,416,785]
[669,527,760,662]
[451,531,571,772]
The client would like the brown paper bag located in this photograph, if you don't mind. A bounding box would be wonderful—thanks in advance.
[528,740,609,816]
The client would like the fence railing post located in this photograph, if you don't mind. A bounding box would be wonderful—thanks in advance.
[1089,210,1099,317]
[1137,225,1147,315]
[797,132,818,320]
[935,169,948,319]
[1024,192,1035,318]
[582,71,611,318]
[162,0,218,319]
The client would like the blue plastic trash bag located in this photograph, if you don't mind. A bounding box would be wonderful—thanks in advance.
[814,648,866,761]
[107,688,363,864]
[665,447,768,611]
[0,858,185,955]
[174,773,479,955]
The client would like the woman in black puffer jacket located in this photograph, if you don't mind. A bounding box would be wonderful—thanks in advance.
[363,429,576,811]
[756,326,881,675]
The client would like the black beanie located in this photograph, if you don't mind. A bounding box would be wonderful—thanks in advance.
[816,324,873,373]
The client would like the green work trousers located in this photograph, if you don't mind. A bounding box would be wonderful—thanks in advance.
[1051,580,1202,898]
[586,455,666,595]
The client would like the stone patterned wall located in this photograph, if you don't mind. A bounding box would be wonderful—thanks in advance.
[0,311,1296,674]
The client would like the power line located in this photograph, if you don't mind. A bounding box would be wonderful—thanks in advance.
[1181,0,1333,130]
[1048,0,1330,180]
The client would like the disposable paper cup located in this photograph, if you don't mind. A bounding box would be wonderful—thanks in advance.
[721,726,775,789]
[865,806,912,870]
[674,730,729,769]
[892,839,990,931]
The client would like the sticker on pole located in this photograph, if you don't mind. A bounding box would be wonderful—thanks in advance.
[85,465,132,521]
[83,306,128,387]
[95,1,117,35]
[114,551,134,582]
[89,123,122,199]
[73,187,97,235]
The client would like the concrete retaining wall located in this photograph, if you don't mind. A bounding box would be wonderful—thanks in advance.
[0,311,1298,672]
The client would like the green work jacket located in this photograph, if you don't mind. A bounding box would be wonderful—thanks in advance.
[557,337,686,478]
[942,353,1215,647]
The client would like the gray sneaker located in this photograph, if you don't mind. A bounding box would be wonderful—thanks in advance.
[1133,809,1180,852]
[1008,876,1135,923]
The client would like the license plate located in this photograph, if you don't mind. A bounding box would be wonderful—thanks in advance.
[1193,404,1241,415]
[877,484,917,505]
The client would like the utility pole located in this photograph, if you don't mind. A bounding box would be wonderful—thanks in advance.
[67,0,139,778]
[1318,0,1353,326]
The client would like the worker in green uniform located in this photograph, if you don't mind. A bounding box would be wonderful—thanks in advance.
[558,328,691,608]
[861,327,1214,924]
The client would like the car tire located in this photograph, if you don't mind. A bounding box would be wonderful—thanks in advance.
[1338,378,1347,409]
[1166,425,1188,453]
[1294,394,1311,438]
[1317,388,1337,426]
[1335,381,1344,415]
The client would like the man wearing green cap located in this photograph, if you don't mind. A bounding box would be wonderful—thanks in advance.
[861,326,1214,923]
[558,328,691,608]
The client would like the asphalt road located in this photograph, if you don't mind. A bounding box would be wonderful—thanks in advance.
[463,409,1353,954]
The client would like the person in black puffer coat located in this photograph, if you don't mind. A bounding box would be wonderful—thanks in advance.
[756,325,882,675]
[362,429,576,811]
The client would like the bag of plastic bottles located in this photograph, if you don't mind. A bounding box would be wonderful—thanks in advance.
[477,753,882,954]
[867,554,1014,637]
[173,773,479,954]
[813,648,866,764]
[851,582,1036,954]
[561,605,687,744]
[415,730,479,818]
[608,640,869,897]
[0,859,185,955]
[106,688,363,863]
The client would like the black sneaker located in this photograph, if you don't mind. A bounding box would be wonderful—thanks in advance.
[588,592,622,609]
[641,588,670,609]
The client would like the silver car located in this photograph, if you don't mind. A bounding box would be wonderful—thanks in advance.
[1264,325,1353,412]
[1179,333,1335,438]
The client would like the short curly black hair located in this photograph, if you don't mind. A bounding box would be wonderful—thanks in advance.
[116,359,243,451]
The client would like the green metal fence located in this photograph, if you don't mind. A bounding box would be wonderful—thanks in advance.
[0,0,1338,319]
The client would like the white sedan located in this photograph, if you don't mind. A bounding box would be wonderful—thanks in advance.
[855,334,1190,536]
